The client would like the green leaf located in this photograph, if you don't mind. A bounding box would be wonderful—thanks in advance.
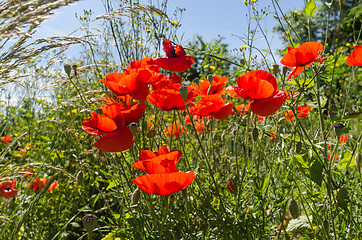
[286,215,312,232]
[106,180,119,191]
[293,155,309,169]
[338,151,355,170]
[304,0,317,17]
[309,159,323,186]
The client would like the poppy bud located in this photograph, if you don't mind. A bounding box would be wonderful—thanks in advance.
[72,64,78,76]
[146,130,156,138]
[179,85,188,102]
[64,64,71,77]
[82,214,97,235]
[272,64,280,75]
[94,107,103,115]
[252,127,259,141]
[129,122,138,136]
[296,142,303,154]
[181,188,187,201]
[76,171,84,185]
[207,74,213,85]
[333,122,345,137]
[289,199,300,219]
[336,187,348,208]
[131,188,141,205]
[282,66,288,76]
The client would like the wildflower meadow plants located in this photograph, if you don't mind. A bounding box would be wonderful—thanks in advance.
[0,0,361,239]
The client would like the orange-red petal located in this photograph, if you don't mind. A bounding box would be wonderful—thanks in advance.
[82,112,117,135]
[212,102,233,120]
[132,171,196,196]
[154,57,195,72]
[250,90,287,116]
[94,127,134,152]
[346,45,362,66]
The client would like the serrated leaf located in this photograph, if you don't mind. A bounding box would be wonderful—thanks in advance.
[309,159,323,186]
[304,0,317,17]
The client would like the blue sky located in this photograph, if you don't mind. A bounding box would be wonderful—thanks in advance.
[34,0,306,59]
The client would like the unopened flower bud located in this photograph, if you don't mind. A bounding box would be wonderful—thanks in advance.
[146,130,156,138]
[252,127,259,141]
[129,122,138,136]
[336,187,348,207]
[333,122,345,137]
[207,74,213,85]
[272,64,280,75]
[64,64,71,77]
[76,171,84,185]
[282,66,289,76]
[95,107,103,115]
[131,188,141,205]
[72,64,78,76]
[181,188,187,201]
[82,214,97,235]
[289,199,300,219]
[296,142,303,154]
[179,85,188,102]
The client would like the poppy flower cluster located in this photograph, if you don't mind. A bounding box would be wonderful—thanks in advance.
[227,70,287,116]
[280,42,324,80]
[1,135,12,144]
[0,179,17,199]
[132,146,196,196]
[284,105,312,121]
[165,122,187,139]
[28,178,58,192]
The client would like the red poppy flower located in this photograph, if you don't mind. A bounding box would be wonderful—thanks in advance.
[147,83,186,111]
[165,122,186,138]
[193,76,227,97]
[185,115,209,133]
[132,154,179,174]
[190,95,233,120]
[280,42,324,80]
[227,70,287,116]
[235,103,251,116]
[139,145,182,161]
[154,39,195,72]
[0,179,17,199]
[132,171,196,196]
[270,132,277,142]
[82,101,146,152]
[339,135,348,144]
[124,57,160,73]
[227,181,236,193]
[23,168,34,177]
[28,178,58,192]
[327,153,339,161]
[346,45,362,66]
[101,68,160,101]
[1,135,12,144]
[284,105,312,121]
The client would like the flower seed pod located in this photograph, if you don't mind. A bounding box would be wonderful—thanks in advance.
[131,188,141,205]
[289,199,300,219]
[252,127,259,141]
[82,214,97,235]
[207,74,213,85]
[64,64,71,77]
[179,85,188,102]
[333,122,345,137]
[129,122,138,136]
[72,64,78,76]
[282,66,289,76]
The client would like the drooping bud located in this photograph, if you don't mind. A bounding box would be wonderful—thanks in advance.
[207,74,213,85]
[252,127,259,141]
[82,214,97,236]
[179,85,188,102]
[129,122,138,136]
[64,64,71,77]
[272,64,280,75]
[333,122,345,137]
[282,66,289,76]
[289,199,300,219]
[296,142,303,154]
[72,64,78,76]
[146,130,156,138]
[131,188,141,205]
[76,171,84,185]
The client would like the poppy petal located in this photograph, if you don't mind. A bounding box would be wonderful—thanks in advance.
[94,127,134,152]
[212,102,233,120]
[346,45,362,66]
[250,90,287,116]
[132,171,196,196]
[82,112,117,135]
[154,57,194,72]
[120,102,147,126]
